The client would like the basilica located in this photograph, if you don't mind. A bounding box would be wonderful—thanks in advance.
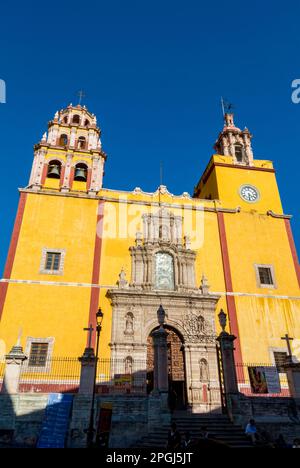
[0,103,299,417]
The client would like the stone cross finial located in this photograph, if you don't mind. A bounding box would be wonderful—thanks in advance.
[83,324,94,349]
[157,304,166,328]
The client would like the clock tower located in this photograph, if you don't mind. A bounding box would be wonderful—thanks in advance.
[193,112,283,215]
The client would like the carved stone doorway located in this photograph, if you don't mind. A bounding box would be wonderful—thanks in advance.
[147,326,187,410]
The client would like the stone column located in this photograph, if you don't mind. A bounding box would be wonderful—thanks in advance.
[61,153,73,193]
[151,327,169,394]
[30,148,48,191]
[2,343,27,394]
[78,347,96,395]
[217,331,239,394]
[283,361,300,398]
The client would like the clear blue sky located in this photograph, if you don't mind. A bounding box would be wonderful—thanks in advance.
[0,0,299,273]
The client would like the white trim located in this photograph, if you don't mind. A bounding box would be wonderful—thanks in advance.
[0,278,299,300]
[254,263,277,289]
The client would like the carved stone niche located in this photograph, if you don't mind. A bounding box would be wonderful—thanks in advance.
[129,207,197,292]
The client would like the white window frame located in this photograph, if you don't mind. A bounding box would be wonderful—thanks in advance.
[39,248,66,275]
[23,337,55,373]
[254,264,277,289]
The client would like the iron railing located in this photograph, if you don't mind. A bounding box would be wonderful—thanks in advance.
[13,357,148,394]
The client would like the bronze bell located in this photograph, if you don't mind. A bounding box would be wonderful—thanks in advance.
[74,167,87,181]
[47,164,61,179]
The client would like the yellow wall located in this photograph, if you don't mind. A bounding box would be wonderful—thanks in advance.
[0,193,99,356]
[0,149,299,367]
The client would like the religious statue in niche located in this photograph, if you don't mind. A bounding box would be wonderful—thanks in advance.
[124,356,133,374]
[199,359,209,382]
[124,312,134,336]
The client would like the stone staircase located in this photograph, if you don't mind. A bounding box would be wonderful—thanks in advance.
[133,412,253,449]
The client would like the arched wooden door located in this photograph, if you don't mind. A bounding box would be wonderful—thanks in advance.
[147,326,187,409]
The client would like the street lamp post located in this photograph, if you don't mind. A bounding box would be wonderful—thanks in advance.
[86,308,104,448]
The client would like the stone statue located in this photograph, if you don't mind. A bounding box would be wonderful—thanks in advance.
[199,359,209,381]
[124,313,134,335]
[117,268,128,289]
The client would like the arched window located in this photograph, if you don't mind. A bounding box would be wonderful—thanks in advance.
[124,356,133,375]
[58,134,68,146]
[84,119,90,127]
[72,114,80,124]
[74,163,87,181]
[235,144,244,162]
[63,116,68,124]
[77,136,86,150]
[155,252,175,290]
[47,160,61,179]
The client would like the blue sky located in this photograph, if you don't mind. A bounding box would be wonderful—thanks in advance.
[0,0,299,273]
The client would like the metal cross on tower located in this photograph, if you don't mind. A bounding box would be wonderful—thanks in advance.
[77,89,86,105]
[281,333,294,357]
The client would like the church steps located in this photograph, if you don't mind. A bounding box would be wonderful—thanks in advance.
[132,413,253,448]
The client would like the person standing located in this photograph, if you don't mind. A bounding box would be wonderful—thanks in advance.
[167,423,181,450]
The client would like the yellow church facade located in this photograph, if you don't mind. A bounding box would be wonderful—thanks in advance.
[0,104,299,392]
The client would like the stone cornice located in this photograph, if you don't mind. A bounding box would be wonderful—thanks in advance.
[18,189,293,220]
[106,287,221,305]
[267,210,293,220]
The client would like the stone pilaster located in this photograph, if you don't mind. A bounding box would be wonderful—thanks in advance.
[29,148,46,190]
[2,344,27,394]
[61,153,73,192]
[217,331,239,395]
[151,327,168,394]
[283,361,300,399]
[78,347,96,395]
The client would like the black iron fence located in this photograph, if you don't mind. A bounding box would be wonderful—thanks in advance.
[236,363,290,397]
[0,357,148,394]
[0,356,292,398]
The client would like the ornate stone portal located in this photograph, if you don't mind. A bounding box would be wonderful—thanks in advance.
[107,207,222,413]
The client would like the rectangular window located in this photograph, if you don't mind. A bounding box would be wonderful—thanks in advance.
[258,267,274,286]
[28,342,49,367]
[273,351,288,373]
[45,252,61,271]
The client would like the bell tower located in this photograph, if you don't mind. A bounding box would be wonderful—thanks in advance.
[214,113,254,166]
[28,104,107,195]
[194,112,283,214]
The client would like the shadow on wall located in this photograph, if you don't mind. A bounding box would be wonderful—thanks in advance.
[0,391,74,448]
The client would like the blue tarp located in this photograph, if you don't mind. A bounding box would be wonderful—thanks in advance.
[37,393,73,448]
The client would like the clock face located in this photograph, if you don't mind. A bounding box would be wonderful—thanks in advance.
[239,184,260,203]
